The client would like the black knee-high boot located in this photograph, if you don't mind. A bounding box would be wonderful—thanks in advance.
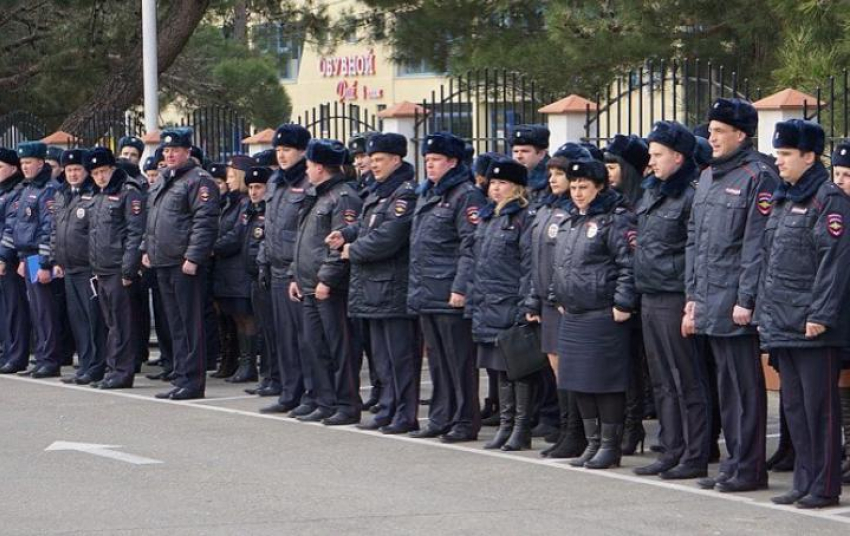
[839,387,850,483]
[484,372,515,449]
[542,390,587,458]
[227,332,258,384]
[502,378,534,451]
[481,368,501,426]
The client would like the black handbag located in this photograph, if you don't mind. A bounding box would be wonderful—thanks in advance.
[496,322,549,381]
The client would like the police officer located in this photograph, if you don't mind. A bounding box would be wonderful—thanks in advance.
[86,147,146,389]
[327,132,419,433]
[408,132,486,443]
[118,136,145,165]
[53,149,107,385]
[510,125,551,208]
[470,159,535,451]
[759,120,849,508]
[526,143,591,459]
[632,121,710,480]
[256,124,312,410]
[142,128,220,400]
[604,134,650,205]
[289,139,363,425]
[685,97,779,492]
[45,146,64,181]
[0,149,31,374]
[0,142,62,377]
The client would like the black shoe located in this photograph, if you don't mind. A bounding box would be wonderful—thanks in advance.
[716,476,768,493]
[621,422,646,455]
[368,403,383,415]
[226,356,258,384]
[170,388,204,400]
[796,494,840,509]
[771,489,806,505]
[697,472,731,490]
[363,394,380,411]
[481,413,501,427]
[633,460,677,476]
[155,388,179,399]
[409,424,448,439]
[259,402,297,414]
[650,444,666,454]
[297,408,334,422]
[244,381,266,395]
[164,371,177,382]
[569,419,601,467]
[484,427,513,450]
[32,367,60,379]
[288,404,316,418]
[771,454,795,472]
[380,422,419,435]
[356,417,390,430]
[145,371,168,381]
[440,430,477,443]
[659,465,708,480]
[256,385,282,397]
[323,412,360,426]
[98,379,133,389]
[74,374,94,386]
[146,359,161,368]
[0,363,23,374]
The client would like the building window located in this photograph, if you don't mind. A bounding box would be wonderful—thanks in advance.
[396,59,437,78]
[253,22,303,81]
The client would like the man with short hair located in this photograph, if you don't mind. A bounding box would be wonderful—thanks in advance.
[118,136,145,165]
[142,128,220,400]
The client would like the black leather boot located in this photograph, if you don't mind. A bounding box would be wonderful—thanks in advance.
[543,390,587,458]
[841,388,850,483]
[569,419,600,467]
[766,401,795,471]
[621,390,645,455]
[502,378,533,451]
[484,373,515,450]
[585,423,623,469]
[210,319,238,378]
[227,334,258,384]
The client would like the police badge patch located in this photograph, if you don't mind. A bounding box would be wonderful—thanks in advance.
[586,222,598,238]
[547,223,559,239]
[253,227,264,239]
[757,192,772,216]
[199,186,211,202]
[343,209,357,224]
[827,213,844,237]
[466,206,480,225]
[75,207,86,219]
[394,199,409,217]
[131,199,142,215]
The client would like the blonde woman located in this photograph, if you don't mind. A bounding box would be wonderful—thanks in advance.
[469,158,535,451]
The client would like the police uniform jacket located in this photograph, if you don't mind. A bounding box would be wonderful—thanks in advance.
[143,162,220,268]
[634,160,698,295]
[344,162,417,319]
[527,155,551,211]
[685,142,779,336]
[212,190,251,299]
[526,193,571,315]
[469,199,532,343]
[0,172,25,263]
[292,174,362,294]
[407,165,486,315]
[356,170,376,200]
[52,177,96,274]
[1,164,56,269]
[242,200,265,280]
[88,168,146,279]
[552,189,636,314]
[756,162,850,349]
[257,158,309,279]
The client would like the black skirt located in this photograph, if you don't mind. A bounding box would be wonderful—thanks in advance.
[540,303,561,355]
[477,343,506,372]
[558,309,632,393]
[217,297,253,317]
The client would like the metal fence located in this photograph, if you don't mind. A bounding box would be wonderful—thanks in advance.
[0,111,46,148]
[175,106,250,162]
[802,71,850,155]
[295,102,380,141]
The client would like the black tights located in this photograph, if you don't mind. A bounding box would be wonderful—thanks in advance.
[575,391,626,424]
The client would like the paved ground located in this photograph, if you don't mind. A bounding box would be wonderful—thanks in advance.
[1,360,849,535]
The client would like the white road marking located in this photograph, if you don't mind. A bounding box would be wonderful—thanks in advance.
[6,375,848,525]
[45,441,163,465]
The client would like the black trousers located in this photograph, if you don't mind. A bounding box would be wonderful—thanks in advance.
[776,347,843,498]
[156,266,207,393]
[419,313,480,436]
[301,293,360,417]
[150,283,174,372]
[0,269,30,371]
[642,294,711,468]
[129,279,149,366]
[25,272,61,371]
[97,274,136,385]
[355,318,380,400]
[250,280,277,384]
[710,334,767,483]
[368,317,421,428]
[271,277,308,405]
[203,264,219,371]
[65,270,106,380]
[52,278,75,365]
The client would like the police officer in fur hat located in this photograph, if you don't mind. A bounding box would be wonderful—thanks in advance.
[510,125,550,208]
[118,136,146,165]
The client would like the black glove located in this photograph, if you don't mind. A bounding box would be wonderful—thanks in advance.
[258,264,270,290]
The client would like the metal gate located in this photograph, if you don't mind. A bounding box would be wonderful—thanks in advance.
[0,111,46,148]
[295,102,380,141]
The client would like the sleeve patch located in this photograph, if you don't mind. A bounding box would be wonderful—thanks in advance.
[131,199,142,215]
[757,192,773,216]
[199,186,211,202]
[827,213,844,237]
[393,199,409,217]
[626,229,637,250]
[343,209,357,224]
[466,206,480,225]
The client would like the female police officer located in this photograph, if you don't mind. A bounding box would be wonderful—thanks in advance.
[552,157,637,470]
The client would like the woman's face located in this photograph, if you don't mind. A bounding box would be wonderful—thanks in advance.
[570,178,603,211]
[605,162,622,189]
[226,167,243,193]
[549,168,570,196]
[833,166,850,196]
[488,179,514,204]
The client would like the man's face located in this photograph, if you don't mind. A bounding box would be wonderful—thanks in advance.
[306,160,326,185]
[648,142,683,181]
[276,146,305,170]
[369,153,401,181]
[91,166,114,188]
[0,161,18,182]
[163,146,190,168]
[145,170,159,185]
[512,145,546,171]
[425,154,456,182]
[708,120,746,159]
[248,183,266,203]
[46,159,61,179]
[119,146,141,164]
[20,158,43,179]
[775,148,814,183]
[64,164,87,186]
[353,153,371,174]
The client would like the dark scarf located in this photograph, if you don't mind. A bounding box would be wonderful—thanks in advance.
[641,159,696,198]
[773,160,828,204]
